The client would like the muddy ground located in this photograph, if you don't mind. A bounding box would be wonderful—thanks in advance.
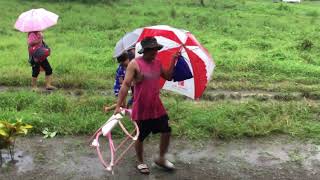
[1,135,320,180]
[1,86,320,102]
[1,86,320,179]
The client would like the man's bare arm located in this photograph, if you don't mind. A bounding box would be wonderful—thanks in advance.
[114,61,137,113]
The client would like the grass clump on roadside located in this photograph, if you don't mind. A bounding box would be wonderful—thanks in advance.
[1,90,320,141]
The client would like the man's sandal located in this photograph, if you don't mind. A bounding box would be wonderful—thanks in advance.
[137,164,150,175]
[154,159,175,171]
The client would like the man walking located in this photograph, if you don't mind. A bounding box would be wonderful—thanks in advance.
[114,37,179,174]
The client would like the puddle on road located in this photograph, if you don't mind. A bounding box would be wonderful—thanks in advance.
[1,136,320,180]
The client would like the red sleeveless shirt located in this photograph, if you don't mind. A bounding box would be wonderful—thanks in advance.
[131,57,167,121]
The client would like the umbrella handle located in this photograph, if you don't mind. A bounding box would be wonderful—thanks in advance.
[172,47,183,61]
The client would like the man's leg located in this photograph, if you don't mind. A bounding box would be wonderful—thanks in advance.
[159,132,171,159]
[154,116,175,170]
[135,140,144,164]
[155,132,175,170]
[135,121,150,174]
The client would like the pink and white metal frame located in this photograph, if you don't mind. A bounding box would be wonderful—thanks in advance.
[89,108,139,172]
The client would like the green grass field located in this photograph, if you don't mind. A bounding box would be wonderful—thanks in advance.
[0,0,320,140]
[1,89,320,141]
[1,0,319,91]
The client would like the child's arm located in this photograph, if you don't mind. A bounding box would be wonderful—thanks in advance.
[114,61,136,114]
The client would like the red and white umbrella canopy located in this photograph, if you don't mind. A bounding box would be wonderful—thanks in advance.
[135,25,215,99]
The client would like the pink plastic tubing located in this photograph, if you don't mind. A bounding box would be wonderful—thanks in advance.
[90,108,139,171]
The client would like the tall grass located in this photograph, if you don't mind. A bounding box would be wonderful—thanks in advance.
[1,0,320,140]
[1,90,320,141]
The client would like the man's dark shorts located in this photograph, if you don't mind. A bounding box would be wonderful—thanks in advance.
[136,114,171,142]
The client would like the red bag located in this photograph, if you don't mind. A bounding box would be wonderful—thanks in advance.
[29,45,50,63]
